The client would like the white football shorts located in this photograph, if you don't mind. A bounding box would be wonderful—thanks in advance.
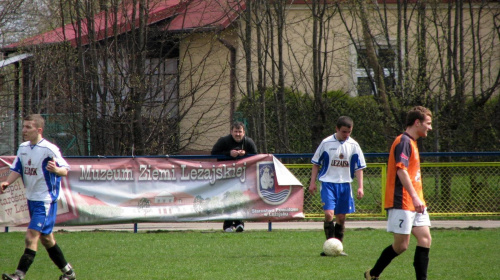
[386,208,431,234]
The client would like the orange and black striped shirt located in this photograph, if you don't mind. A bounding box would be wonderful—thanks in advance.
[384,132,425,211]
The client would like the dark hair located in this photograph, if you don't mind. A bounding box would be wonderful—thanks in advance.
[336,116,353,129]
[406,106,432,127]
[231,121,246,131]
[24,114,45,129]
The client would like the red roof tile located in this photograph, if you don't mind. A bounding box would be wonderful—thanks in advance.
[7,0,244,49]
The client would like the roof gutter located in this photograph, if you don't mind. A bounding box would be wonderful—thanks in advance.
[0,53,33,68]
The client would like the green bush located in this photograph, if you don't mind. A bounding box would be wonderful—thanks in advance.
[237,88,499,156]
[238,88,387,153]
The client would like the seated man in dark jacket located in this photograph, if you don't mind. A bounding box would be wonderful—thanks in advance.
[211,121,258,232]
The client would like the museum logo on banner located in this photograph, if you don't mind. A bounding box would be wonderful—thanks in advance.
[256,161,291,205]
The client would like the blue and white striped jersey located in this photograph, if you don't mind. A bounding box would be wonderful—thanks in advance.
[311,134,366,183]
[10,139,70,203]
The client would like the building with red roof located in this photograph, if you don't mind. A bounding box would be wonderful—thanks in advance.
[0,1,498,156]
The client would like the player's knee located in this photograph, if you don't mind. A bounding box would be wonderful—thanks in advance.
[393,242,410,254]
[324,212,334,221]
[335,214,346,224]
[40,234,56,248]
[24,237,35,248]
[418,235,432,248]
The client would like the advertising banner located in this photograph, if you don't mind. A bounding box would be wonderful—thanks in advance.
[0,155,304,226]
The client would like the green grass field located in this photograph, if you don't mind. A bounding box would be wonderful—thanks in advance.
[1,228,498,279]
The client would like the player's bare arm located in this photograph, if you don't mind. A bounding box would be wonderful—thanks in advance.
[0,182,8,193]
[308,164,319,194]
[46,159,68,177]
[0,172,22,193]
[355,169,364,199]
[396,168,425,213]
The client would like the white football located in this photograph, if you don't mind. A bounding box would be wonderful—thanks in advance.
[323,238,343,256]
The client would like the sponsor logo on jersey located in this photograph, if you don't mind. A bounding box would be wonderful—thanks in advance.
[331,160,349,167]
[24,167,38,176]
[415,170,421,182]
[400,152,409,161]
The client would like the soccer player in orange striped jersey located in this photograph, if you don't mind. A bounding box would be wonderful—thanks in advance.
[365,106,432,280]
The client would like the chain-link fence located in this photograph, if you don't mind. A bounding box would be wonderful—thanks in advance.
[0,114,84,156]
[422,162,500,215]
[0,113,16,155]
[286,162,500,218]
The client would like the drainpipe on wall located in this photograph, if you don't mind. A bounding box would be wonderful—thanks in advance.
[217,38,236,124]
[13,61,20,152]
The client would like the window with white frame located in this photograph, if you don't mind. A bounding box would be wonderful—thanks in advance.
[354,44,396,96]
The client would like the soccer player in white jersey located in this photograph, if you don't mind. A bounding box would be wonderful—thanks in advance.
[1,114,76,280]
[309,116,366,256]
